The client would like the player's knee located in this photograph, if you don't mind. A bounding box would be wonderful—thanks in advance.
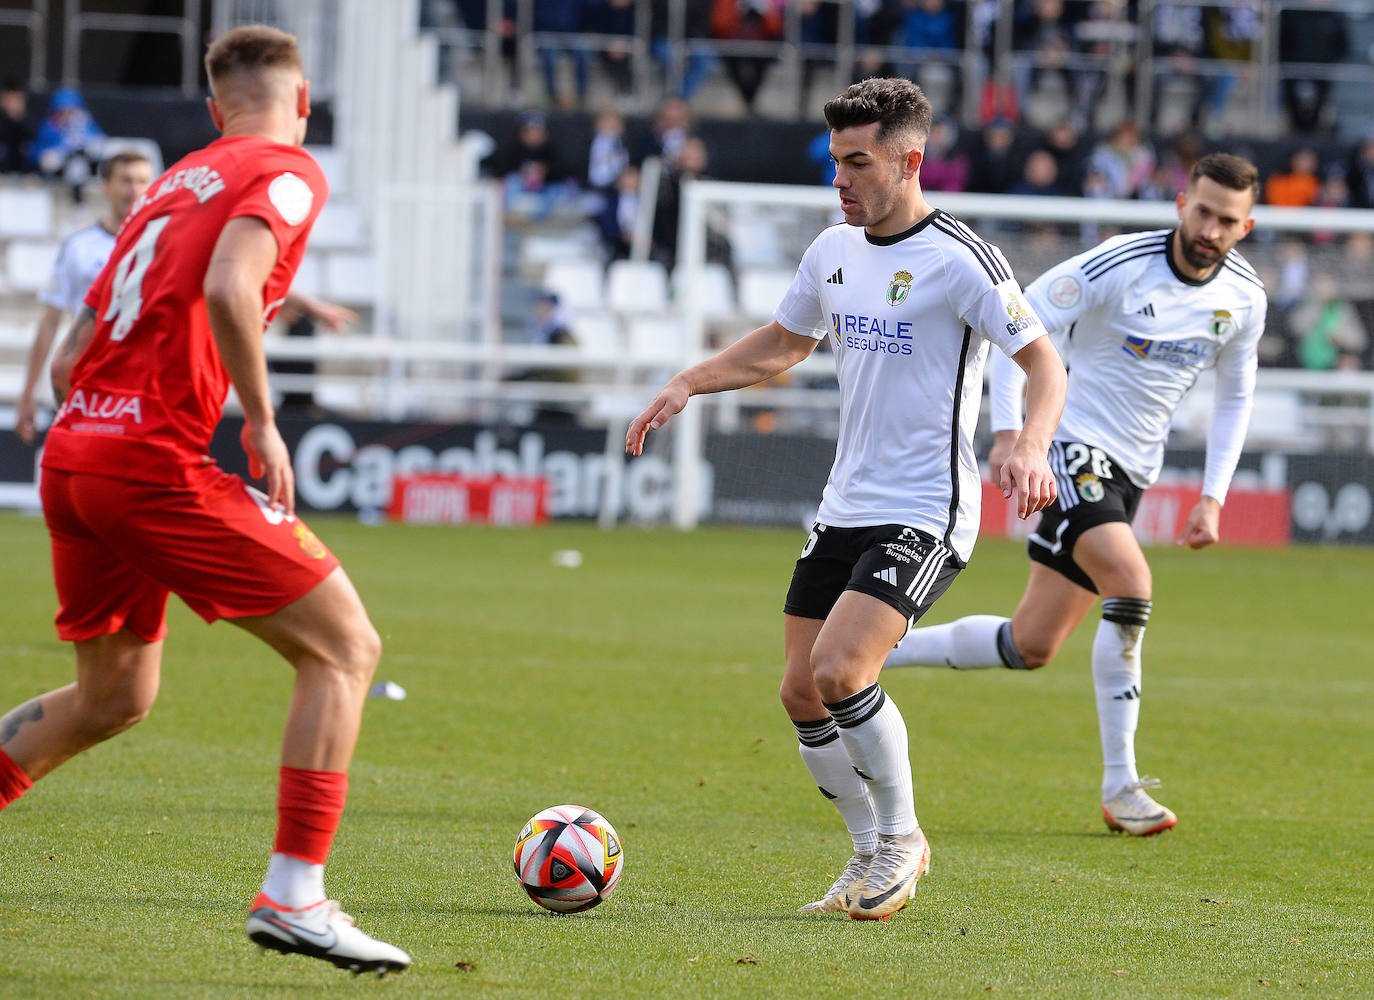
[82,689,154,740]
[337,621,382,685]
[1097,571,1151,602]
[809,648,863,704]
[778,675,819,718]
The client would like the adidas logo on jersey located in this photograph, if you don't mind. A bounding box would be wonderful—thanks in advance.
[872,566,899,586]
[826,268,844,285]
[1135,303,1156,317]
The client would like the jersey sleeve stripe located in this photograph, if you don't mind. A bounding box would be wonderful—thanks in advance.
[1085,247,1167,281]
[1222,260,1266,289]
[1224,252,1261,280]
[1083,238,1168,276]
[944,217,1013,283]
[931,218,1009,284]
[1082,232,1169,270]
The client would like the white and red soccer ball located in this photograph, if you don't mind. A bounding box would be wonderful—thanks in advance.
[513,805,623,913]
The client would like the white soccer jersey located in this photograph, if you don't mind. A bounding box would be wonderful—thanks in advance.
[774,210,1046,562]
[39,222,117,313]
[990,228,1267,501]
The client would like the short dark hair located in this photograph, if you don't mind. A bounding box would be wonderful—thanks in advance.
[99,150,151,182]
[823,78,932,151]
[204,24,303,87]
[1191,153,1259,202]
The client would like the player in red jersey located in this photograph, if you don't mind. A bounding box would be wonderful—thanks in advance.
[0,26,409,976]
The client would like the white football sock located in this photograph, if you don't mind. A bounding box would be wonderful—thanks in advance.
[794,717,878,855]
[1094,598,1152,799]
[825,685,918,837]
[885,615,1017,669]
[262,852,326,909]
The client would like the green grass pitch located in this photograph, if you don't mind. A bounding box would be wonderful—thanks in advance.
[0,511,1370,999]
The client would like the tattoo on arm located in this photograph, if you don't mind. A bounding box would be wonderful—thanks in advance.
[0,697,45,745]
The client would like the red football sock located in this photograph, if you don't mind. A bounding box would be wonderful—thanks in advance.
[0,748,34,810]
[273,766,348,865]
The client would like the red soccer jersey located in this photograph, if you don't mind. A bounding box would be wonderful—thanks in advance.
[41,135,327,485]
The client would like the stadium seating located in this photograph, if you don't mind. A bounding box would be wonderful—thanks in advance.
[4,241,60,294]
[605,260,669,315]
[543,259,606,312]
[0,187,55,240]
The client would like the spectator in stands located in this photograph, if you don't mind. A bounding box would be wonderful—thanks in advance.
[1087,119,1154,199]
[587,109,629,194]
[1201,1,1260,135]
[32,87,105,202]
[967,117,1021,194]
[1279,3,1348,133]
[596,163,640,260]
[1010,148,1063,197]
[710,0,784,114]
[652,135,727,273]
[0,79,35,175]
[920,115,969,192]
[1043,119,1086,195]
[1346,130,1374,210]
[650,0,717,100]
[633,96,692,169]
[1294,274,1368,371]
[1148,1,1209,134]
[1264,148,1321,208]
[491,110,571,220]
[1139,132,1199,201]
[1070,0,1134,130]
[535,0,591,108]
[895,0,963,113]
[506,291,579,422]
[1013,0,1079,121]
[586,0,637,102]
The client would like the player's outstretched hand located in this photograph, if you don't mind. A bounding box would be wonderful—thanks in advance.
[626,377,690,456]
[1177,496,1221,549]
[999,440,1057,520]
[15,397,37,444]
[241,420,295,517]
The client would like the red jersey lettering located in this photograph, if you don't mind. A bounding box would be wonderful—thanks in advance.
[42,135,327,485]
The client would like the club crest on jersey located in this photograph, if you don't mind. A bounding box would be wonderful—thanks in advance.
[886,270,913,306]
[1210,309,1234,338]
[1047,274,1082,309]
[293,522,328,559]
[1076,473,1105,503]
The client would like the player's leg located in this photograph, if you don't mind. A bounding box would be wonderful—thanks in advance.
[883,563,1097,670]
[782,613,879,912]
[1072,522,1175,836]
[232,567,408,973]
[1,468,172,810]
[780,524,882,913]
[811,589,931,919]
[0,631,162,799]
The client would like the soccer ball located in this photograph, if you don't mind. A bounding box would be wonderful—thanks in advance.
[513,804,624,913]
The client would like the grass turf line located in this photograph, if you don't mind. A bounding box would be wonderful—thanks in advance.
[0,512,1369,998]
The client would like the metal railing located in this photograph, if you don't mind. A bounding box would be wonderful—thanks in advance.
[0,0,48,90]
[63,0,201,96]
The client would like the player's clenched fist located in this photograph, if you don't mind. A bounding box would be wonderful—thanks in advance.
[626,376,690,456]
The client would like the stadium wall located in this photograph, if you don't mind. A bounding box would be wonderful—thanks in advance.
[4,416,1368,545]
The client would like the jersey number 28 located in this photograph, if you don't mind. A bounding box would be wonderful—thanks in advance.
[103,216,171,342]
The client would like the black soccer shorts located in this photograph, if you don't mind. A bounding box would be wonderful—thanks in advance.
[1027,440,1144,593]
[784,522,963,624]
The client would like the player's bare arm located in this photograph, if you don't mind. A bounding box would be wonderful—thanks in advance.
[626,321,819,456]
[203,216,294,514]
[48,306,96,405]
[1000,336,1066,519]
[16,305,64,443]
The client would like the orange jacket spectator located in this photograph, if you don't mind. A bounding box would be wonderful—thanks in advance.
[1266,149,1321,207]
[711,0,783,40]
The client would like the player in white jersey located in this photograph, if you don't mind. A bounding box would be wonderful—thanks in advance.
[627,79,1066,919]
[884,154,1267,837]
[15,151,153,443]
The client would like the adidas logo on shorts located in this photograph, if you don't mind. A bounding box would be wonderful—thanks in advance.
[872,567,899,586]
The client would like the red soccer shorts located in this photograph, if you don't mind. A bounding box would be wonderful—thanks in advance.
[42,465,340,642]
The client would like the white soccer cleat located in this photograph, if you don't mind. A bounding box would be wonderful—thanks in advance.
[1102,777,1178,836]
[847,829,931,921]
[246,893,411,976]
[798,851,873,913]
